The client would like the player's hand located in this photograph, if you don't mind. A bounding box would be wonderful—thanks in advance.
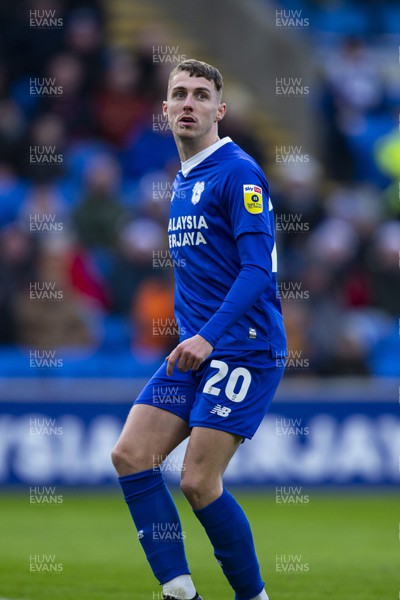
[166,335,213,376]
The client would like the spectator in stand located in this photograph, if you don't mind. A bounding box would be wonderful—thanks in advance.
[92,49,150,148]
[324,183,383,310]
[108,218,167,315]
[18,182,69,232]
[0,162,28,227]
[0,224,37,345]
[0,99,26,173]
[272,159,326,281]
[375,128,400,217]
[39,52,93,139]
[63,7,105,94]
[21,112,66,183]
[368,222,400,317]
[73,153,126,249]
[1,0,65,84]
[320,36,385,181]
[14,236,97,350]
[130,275,176,360]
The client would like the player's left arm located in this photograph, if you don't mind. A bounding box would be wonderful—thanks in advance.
[166,232,273,376]
[197,231,274,347]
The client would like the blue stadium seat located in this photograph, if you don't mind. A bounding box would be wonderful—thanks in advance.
[0,348,31,377]
[368,326,400,376]
[0,180,28,227]
[100,315,131,352]
[380,5,400,34]
[313,6,369,36]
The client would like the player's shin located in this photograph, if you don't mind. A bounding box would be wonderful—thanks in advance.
[118,467,191,585]
[194,488,267,600]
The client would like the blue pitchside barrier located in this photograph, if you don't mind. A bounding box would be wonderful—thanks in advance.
[0,378,398,487]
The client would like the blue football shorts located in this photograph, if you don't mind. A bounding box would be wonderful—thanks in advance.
[134,348,285,440]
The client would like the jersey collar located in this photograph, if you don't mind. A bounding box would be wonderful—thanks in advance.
[181,137,232,177]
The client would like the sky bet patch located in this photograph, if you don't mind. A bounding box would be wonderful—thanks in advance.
[243,184,263,214]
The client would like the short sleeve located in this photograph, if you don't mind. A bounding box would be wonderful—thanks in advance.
[220,159,273,239]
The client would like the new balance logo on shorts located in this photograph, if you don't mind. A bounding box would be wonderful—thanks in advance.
[210,405,231,417]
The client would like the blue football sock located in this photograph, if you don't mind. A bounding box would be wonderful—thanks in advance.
[119,467,190,584]
[194,488,264,600]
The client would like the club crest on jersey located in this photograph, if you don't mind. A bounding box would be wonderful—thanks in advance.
[243,184,263,214]
[191,181,205,205]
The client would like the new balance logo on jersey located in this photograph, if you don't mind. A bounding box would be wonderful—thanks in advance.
[210,405,232,417]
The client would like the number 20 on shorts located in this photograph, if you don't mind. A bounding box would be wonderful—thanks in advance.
[203,360,252,403]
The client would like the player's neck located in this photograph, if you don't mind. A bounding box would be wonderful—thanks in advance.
[176,133,220,162]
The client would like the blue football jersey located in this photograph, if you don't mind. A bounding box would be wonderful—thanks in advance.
[168,137,287,357]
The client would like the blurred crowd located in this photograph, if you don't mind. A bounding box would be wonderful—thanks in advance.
[0,0,398,377]
[272,0,400,376]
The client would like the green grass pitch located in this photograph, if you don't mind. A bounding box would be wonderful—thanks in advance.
[0,490,398,600]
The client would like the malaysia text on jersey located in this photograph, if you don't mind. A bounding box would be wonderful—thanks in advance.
[168,137,287,358]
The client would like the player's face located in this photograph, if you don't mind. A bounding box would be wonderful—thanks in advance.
[163,72,226,145]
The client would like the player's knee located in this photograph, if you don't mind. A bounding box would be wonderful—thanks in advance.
[111,444,150,476]
[180,474,200,503]
[180,471,218,508]
[111,444,127,474]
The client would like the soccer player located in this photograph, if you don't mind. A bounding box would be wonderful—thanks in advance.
[111,59,287,600]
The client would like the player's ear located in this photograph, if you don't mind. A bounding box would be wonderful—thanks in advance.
[162,100,168,115]
[215,102,227,122]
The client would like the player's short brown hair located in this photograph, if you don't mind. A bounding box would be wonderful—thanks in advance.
[168,59,223,98]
